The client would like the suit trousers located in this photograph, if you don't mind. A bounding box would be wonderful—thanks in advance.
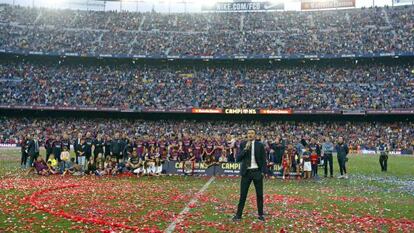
[236,169,264,217]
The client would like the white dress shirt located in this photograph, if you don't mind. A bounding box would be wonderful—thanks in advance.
[248,140,258,169]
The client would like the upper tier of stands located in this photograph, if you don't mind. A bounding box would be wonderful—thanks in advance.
[0,5,413,57]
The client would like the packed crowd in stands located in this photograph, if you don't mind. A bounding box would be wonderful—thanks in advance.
[0,5,413,56]
[0,61,413,110]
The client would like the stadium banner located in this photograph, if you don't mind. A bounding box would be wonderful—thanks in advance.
[162,161,216,176]
[342,110,365,115]
[293,110,313,114]
[28,51,44,55]
[259,109,292,114]
[291,110,341,114]
[191,108,223,114]
[301,0,355,10]
[162,161,300,176]
[225,108,258,114]
[0,144,18,148]
[1,105,414,115]
[311,110,340,114]
[201,1,284,12]
[0,105,11,109]
[100,107,120,112]
[1,48,414,61]
[64,52,80,57]
[360,149,377,154]
[39,106,56,110]
[142,108,189,113]
[366,110,390,114]
[390,109,414,114]
[57,106,77,111]
[162,161,244,176]
[14,105,34,109]
[393,0,413,4]
[216,162,241,176]
[78,107,99,111]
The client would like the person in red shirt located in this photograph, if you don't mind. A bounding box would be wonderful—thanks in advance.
[310,148,319,178]
[282,150,291,180]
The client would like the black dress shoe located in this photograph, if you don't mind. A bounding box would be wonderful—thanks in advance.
[258,215,265,221]
[232,215,242,221]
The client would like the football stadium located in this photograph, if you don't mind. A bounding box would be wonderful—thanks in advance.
[0,0,413,232]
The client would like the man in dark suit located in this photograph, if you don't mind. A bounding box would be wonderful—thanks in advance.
[335,136,349,179]
[233,129,266,222]
[26,134,40,168]
[20,135,28,169]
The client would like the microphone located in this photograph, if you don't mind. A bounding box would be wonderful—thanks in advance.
[245,141,252,151]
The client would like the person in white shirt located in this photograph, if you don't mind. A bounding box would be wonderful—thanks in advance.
[233,129,266,222]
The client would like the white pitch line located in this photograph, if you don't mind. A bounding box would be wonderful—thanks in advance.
[164,176,216,233]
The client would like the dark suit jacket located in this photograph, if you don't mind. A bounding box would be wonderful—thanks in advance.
[237,141,266,176]
[27,139,36,156]
[74,138,82,156]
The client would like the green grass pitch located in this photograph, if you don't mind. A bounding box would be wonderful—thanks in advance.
[0,149,413,232]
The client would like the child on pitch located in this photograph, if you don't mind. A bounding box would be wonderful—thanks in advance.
[103,156,112,175]
[104,156,118,176]
[47,153,58,170]
[95,156,106,176]
[60,146,71,174]
[95,153,105,173]
[86,156,97,175]
[302,146,312,179]
[282,150,291,180]
[46,160,58,174]
[310,148,319,178]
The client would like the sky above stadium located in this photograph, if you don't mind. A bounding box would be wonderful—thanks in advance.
[0,0,412,12]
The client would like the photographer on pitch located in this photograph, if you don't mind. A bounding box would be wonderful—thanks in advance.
[233,129,266,222]
[378,142,388,172]
[335,136,349,179]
